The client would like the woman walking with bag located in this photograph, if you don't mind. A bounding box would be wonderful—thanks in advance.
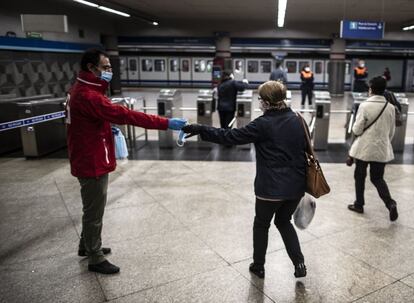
[182,81,308,278]
[347,76,398,221]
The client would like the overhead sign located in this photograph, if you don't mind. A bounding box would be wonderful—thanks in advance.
[340,20,385,40]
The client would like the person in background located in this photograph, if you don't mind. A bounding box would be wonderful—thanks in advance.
[269,61,288,84]
[300,65,314,107]
[353,60,368,92]
[383,67,391,82]
[66,49,187,274]
[347,76,398,221]
[182,81,308,279]
[217,71,249,129]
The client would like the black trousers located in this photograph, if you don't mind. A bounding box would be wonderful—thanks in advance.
[301,87,312,105]
[354,160,395,208]
[218,110,235,129]
[253,197,304,266]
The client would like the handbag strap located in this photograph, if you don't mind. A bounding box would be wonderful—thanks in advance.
[358,101,389,136]
[296,112,315,158]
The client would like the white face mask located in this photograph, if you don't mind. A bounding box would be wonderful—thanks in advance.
[359,63,365,68]
[304,67,310,72]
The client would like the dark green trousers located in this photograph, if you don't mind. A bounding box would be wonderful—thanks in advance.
[77,174,108,265]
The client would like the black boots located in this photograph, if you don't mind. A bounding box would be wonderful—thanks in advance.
[347,204,364,214]
[78,247,111,257]
[250,262,307,279]
[387,202,398,221]
[294,263,307,278]
[88,260,120,274]
[249,263,265,279]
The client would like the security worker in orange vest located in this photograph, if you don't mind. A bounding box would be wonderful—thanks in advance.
[300,65,314,107]
[353,60,368,92]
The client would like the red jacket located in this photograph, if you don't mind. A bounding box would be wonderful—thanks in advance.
[67,71,168,178]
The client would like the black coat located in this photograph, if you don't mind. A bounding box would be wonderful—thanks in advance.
[199,108,307,200]
[217,79,248,112]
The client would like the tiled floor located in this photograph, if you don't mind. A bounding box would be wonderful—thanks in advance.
[1,89,414,302]
[1,157,414,303]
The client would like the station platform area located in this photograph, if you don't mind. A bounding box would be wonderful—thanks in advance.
[1,89,414,303]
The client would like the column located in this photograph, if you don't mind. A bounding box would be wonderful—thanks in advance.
[328,38,346,96]
[101,35,121,95]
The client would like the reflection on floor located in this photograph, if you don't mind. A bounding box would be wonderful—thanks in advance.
[1,158,414,302]
[1,89,414,302]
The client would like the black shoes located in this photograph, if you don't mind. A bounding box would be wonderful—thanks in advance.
[249,263,265,279]
[78,247,111,257]
[294,263,307,278]
[388,203,398,221]
[88,260,120,274]
[347,204,364,214]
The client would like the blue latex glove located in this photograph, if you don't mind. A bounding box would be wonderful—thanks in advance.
[168,118,187,130]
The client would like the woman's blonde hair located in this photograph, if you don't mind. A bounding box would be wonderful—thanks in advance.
[258,81,287,110]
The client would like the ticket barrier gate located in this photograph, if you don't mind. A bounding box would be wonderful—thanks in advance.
[391,98,409,152]
[236,90,253,149]
[17,97,66,157]
[197,89,214,126]
[0,94,55,155]
[313,91,331,101]
[313,100,331,150]
[345,98,364,143]
[157,89,182,148]
[111,97,139,148]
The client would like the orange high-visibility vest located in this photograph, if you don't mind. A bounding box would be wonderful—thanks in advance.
[354,66,367,76]
[301,70,313,79]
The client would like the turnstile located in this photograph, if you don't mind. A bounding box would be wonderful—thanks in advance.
[197,89,214,126]
[313,91,331,101]
[345,97,364,142]
[157,89,182,148]
[391,98,409,152]
[17,98,66,157]
[313,100,331,150]
[236,90,253,148]
[0,94,55,155]
[111,97,136,147]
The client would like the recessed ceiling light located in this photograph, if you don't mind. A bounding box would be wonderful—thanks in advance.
[402,25,414,31]
[278,0,287,28]
[97,6,130,17]
[73,0,98,8]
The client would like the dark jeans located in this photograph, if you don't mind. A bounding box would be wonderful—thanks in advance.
[78,174,108,265]
[218,110,235,129]
[253,197,304,266]
[354,160,395,208]
[301,87,312,105]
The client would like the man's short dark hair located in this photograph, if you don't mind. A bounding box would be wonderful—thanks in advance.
[369,76,387,95]
[80,48,109,71]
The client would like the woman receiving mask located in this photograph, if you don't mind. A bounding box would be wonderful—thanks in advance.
[182,81,308,279]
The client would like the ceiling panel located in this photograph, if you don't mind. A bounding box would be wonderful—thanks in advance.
[106,0,413,24]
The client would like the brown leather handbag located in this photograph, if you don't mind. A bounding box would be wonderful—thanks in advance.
[298,113,331,198]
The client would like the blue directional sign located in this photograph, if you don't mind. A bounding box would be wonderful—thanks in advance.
[340,20,385,40]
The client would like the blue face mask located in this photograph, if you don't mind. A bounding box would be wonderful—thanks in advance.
[100,71,113,82]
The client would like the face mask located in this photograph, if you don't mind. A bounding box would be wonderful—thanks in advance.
[304,67,310,72]
[359,63,365,68]
[100,71,113,82]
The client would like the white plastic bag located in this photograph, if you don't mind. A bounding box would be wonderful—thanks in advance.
[293,194,316,230]
[112,127,129,160]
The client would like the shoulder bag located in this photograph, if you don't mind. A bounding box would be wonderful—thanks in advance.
[297,113,330,198]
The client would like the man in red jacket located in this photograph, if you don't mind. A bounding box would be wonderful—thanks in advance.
[67,49,186,274]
